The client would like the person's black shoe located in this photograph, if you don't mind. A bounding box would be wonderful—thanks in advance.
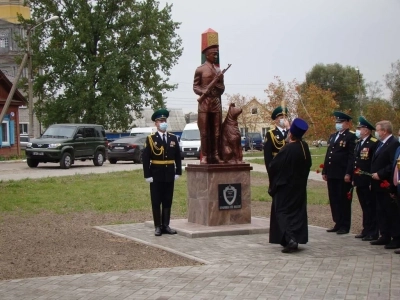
[362,235,378,241]
[384,240,400,249]
[281,239,298,253]
[336,229,349,235]
[155,226,162,236]
[370,238,390,245]
[162,225,177,234]
[394,249,400,254]
[355,234,366,238]
[326,227,339,232]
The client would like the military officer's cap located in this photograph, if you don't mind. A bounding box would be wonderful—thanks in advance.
[290,118,309,138]
[333,111,352,123]
[271,106,288,120]
[356,116,375,131]
[151,108,169,121]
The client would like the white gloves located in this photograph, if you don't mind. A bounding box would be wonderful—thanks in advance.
[146,176,179,182]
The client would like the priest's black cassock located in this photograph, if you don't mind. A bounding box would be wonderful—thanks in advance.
[268,140,312,246]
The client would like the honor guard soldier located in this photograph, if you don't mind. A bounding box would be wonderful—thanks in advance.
[322,111,356,235]
[142,108,182,236]
[351,116,378,241]
[264,106,290,179]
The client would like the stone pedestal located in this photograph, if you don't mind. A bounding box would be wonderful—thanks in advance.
[186,163,253,226]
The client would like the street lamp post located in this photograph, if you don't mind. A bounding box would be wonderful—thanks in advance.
[355,67,362,116]
[28,16,59,138]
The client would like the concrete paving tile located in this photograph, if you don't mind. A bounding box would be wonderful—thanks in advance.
[4,225,400,299]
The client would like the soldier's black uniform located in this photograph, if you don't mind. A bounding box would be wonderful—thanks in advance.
[142,131,182,234]
[264,126,287,178]
[323,128,356,233]
[352,135,378,239]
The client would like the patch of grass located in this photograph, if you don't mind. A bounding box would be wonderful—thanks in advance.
[0,169,329,215]
[246,147,326,169]
[243,151,263,157]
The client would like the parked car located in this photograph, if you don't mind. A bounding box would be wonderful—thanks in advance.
[241,136,246,150]
[25,124,107,169]
[244,132,263,151]
[312,139,328,147]
[180,122,201,159]
[107,136,147,164]
[19,134,30,150]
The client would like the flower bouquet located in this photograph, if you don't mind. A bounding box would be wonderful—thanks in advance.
[316,163,324,174]
[347,187,354,200]
[354,168,372,177]
[380,180,390,189]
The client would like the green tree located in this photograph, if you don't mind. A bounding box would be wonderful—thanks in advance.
[19,0,182,130]
[384,60,400,108]
[305,63,364,116]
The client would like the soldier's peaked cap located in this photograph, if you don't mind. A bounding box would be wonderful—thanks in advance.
[333,111,352,122]
[151,108,169,121]
[271,106,288,120]
[357,116,375,130]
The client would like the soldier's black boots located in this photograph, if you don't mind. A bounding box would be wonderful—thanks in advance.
[162,208,177,234]
[155,226,162,236]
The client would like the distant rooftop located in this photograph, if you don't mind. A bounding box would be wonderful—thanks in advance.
[131,108,187,132]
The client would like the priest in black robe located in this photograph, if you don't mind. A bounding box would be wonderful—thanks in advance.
[268,118,312,253]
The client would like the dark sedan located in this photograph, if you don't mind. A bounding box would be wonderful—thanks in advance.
[107,136,147,164]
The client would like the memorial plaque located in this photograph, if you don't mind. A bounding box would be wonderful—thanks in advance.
[218,183,242,210]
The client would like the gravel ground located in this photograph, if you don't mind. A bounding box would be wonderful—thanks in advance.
[0,179,363,281]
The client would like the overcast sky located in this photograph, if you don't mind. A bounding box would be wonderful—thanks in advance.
[158,0,400,113]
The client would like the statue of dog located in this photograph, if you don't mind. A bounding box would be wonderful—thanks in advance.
[221,103,244,164]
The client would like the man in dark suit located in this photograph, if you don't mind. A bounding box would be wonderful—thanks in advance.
[351,116,378,241]
[142,108,182,236]
[370,120,400,249]
[322,111,356,234]
[264,105,290,179]
[391,128,400,254]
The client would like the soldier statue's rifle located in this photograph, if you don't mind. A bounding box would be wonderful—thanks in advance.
[197,64,232,104]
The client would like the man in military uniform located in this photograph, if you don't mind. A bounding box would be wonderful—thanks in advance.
[263,106,290,179]
[322,111,356,234]
[142,108,182,236]
[351,116,378,241]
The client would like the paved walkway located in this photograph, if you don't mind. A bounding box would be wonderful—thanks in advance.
[1,159,377,300]
[2,222,400,299]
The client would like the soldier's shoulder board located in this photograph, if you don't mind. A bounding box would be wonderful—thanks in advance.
[370,137,377,142]
[168,132,175,136]
[349,130,355,134]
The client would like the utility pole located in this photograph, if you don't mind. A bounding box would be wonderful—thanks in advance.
[356,67,362,116]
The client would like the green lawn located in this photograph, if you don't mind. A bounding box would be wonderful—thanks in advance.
[0,169,329,216]
[245,146,326,170]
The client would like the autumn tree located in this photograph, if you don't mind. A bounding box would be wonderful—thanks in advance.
[263,76,299,123]
[18,0,182,130]
[365,81,384,101]
[363,99,400,130]
[305,63,364,115]
[297,84,338,141]
[384,60,400,108]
